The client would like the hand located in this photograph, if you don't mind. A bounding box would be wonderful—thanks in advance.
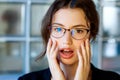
[74,39,91,80]
[46,38,66,80]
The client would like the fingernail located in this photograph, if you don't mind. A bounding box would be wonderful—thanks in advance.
[48,38,51,42]
[86,39,89,42]
[49,38,52,44]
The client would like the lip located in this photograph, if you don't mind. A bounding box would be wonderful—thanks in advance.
[59,48,73,51]
[59,48,74,59]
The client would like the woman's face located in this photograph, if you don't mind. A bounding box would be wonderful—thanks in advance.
[51,8,90,65]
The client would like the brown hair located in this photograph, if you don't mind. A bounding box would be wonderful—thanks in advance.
[39,0,99,58]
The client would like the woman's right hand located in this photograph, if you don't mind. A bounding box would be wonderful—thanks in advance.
[46,38,66,80]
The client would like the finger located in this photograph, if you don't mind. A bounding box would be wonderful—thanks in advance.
[54,42,59,57]
[50,39,57,57]
[50,39,56,52]
[85,39,91,63]
[77,49,82,62]
[81,41,87,67]
[46,38,52,55]
[85,39,89,64]
[77,42,84,67]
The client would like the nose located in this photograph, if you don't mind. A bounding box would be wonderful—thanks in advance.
[62,31,72,45]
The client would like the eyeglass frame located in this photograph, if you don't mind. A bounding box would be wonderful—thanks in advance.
[48,25,90,40]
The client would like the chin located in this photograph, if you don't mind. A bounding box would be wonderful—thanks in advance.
[59,57,78,66]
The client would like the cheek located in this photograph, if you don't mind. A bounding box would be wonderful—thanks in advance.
[50,36,60,46]
[73,40,82,49]
[50,36,55,41]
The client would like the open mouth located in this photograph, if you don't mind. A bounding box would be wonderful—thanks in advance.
[60,49,73,54]
[59,48,74,59]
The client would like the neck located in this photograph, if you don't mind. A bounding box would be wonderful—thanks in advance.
[60,62,78,80]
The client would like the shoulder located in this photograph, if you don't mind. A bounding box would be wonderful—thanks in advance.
[18,68,51,80]
[91,64,120,80]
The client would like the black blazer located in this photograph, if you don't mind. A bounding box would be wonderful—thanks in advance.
[18,64,120,80]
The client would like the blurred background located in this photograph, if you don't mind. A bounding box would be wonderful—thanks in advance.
[0,0,120,80]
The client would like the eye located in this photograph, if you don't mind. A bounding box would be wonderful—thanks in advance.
[75,28,84,34]
[53,27,62,32]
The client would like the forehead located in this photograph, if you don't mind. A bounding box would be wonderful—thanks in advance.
[52,8,88,28]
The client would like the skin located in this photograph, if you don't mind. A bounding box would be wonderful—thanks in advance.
[46,8,91,80]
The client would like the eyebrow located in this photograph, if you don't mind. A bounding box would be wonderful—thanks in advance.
[52,23,87,28]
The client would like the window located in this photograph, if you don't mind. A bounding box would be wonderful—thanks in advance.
[0,0,52,80]
[0,0,120,80]
[101,1,120,73]
[0,3,24,36]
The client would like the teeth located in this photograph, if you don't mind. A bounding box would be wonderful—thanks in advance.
[64,50,70,52]
[63,50,72,54]
[64,51,69,53]
[60,49,73,54]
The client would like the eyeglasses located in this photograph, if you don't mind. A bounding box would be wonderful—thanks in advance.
[50,26,90,40]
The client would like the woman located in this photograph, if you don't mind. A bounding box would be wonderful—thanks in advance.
[18,0,120,80]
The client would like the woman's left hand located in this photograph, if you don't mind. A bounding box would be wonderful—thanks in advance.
[74,39,91,80]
